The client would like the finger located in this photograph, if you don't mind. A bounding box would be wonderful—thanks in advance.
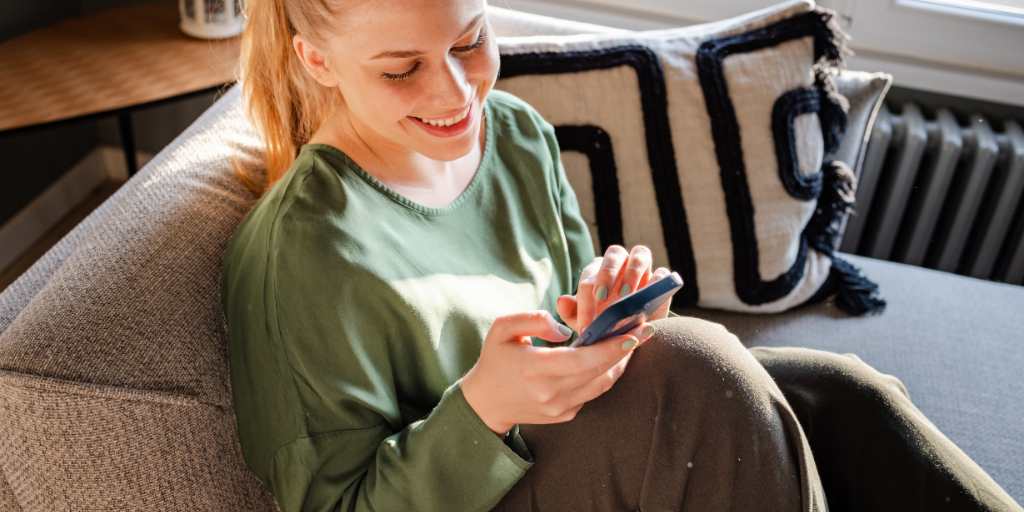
[637,267,654,289]
[491,310,573,345]
[552,294,577,342]
[533,322,648,379]
[530,402,585,425]
[594,246,629,302]
[577,257,603,294]
[649,267,670,286]
[566,321,657,387]
[653,295,674,320]
[594,245,629,307]
[562,350,633,408]
[576,258,602,331]
[554,295,578,340]
[610,245,652,301]
[558,403,586,423]
[648,267,675,320]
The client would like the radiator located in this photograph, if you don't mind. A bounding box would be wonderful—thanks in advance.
[840,102,1024,286]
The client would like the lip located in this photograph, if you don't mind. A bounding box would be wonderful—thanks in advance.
[408,102,474,138]
[414,101,472,121]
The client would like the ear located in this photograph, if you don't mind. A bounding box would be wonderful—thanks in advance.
[292,34,339,87]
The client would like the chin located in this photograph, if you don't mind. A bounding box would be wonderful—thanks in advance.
[425,136,477,161]
[408,112,483,161]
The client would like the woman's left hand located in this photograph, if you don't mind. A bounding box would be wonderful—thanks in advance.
[556,244,673,335]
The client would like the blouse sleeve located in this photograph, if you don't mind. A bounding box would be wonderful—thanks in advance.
[229,231,533,512]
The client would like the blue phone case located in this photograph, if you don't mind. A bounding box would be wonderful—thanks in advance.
[570,272,683,348]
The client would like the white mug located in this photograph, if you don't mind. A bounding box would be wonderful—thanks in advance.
[179,0,245,39]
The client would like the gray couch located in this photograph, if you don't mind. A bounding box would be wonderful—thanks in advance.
[1,6,1021,511]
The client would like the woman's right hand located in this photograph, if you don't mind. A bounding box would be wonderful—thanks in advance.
[460,310,655,435]
[557,245,675,335]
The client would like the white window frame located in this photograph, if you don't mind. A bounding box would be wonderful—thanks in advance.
[496,0,1024,107]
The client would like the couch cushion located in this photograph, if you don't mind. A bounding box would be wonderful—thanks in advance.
[681,252,1024,503]
[0,468,17,512]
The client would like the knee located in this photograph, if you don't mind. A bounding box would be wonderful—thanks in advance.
[750,345,912,403]
[642,315,743,365]
[838,352,911,401]
[633,316,768,400]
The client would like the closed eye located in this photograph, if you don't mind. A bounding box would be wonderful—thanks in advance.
[381,27,488,81]
[452,27,487,54]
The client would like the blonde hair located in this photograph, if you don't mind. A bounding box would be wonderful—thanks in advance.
[232,0,343,196]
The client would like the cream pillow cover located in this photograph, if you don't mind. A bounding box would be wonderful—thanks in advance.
[494,0,887,315]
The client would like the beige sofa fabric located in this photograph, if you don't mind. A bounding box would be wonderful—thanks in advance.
[0,83,276,508]
[0,467,19,512]
[0,370,273,510]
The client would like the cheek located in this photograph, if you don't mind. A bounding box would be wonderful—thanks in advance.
[467,46,500,86]
[358,82,418,124]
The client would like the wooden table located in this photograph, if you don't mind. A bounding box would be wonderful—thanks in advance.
[0,3,241,175]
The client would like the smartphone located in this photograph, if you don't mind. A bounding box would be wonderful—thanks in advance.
[570,272,684,348]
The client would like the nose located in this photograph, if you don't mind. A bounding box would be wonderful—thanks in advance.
[429,54,473,110]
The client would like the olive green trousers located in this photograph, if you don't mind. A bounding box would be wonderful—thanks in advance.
[491,316,1023,511]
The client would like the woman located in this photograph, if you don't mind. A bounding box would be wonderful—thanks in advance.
[220,0,1023,511]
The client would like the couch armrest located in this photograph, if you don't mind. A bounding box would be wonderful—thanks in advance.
[0,370,278,510]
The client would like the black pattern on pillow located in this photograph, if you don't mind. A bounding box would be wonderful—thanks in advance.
[499,45,701,309]
[552,125,624,250]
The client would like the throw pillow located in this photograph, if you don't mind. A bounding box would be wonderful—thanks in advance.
[494,0,887,315]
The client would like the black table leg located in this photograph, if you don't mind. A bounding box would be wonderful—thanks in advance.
[117,110,138,176]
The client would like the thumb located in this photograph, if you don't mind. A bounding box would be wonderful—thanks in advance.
[556,295,577,322]
[492,310,574,345]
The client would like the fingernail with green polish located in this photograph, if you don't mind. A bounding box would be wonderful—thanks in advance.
[596,286,608,301]
[556,323,573,337]
[641,324,656,340]
[621,337,638,351]
[619,284,631,297]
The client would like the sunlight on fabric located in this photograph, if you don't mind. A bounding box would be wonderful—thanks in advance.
[389,246,554,349]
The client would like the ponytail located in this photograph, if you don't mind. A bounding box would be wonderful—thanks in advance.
[232,0,340,196]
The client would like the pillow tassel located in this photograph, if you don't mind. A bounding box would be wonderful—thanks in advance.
[803,7,879,316]
[808,160,857,254]
[808,160,887,316]
[811,7,853,67]
[815,69,850,154]
[829,255,887,316]
[810,6,853,155]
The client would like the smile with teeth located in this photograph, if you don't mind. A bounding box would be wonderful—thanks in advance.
[412,105,470,127]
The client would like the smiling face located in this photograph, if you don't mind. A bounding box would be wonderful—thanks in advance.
[293,0,499,164]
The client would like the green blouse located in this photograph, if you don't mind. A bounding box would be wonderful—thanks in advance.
[221,89,596,511]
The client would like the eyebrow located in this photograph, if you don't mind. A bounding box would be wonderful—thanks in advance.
[369,13,484,60]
